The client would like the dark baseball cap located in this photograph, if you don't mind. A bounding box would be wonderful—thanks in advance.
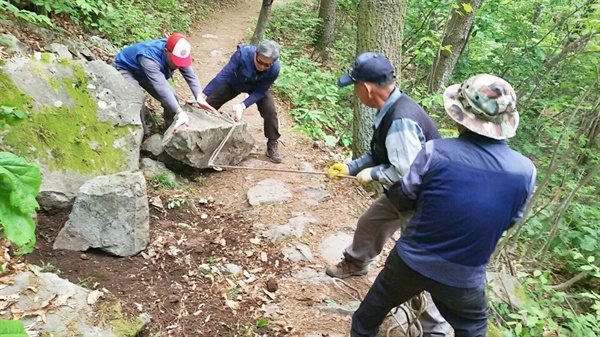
[338,52,395,87]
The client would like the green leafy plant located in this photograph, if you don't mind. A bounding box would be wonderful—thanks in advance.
[0,0,52,25]
[0,105,25,129]
[166,197,187,209]
[0,151,41,254]
[150,173,178,190]
[0,318,28,336]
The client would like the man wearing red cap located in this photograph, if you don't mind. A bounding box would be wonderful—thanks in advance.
[113,33,217,135]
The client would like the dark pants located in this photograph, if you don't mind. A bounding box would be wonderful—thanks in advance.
[351,249,489,337]
[116,68,178,135]
[206,84,280,141]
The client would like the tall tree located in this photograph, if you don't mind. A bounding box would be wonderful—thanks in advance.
[427,0,481,93]
[352,0,407,157]
[251,0,274,45]
[313,0,337,61]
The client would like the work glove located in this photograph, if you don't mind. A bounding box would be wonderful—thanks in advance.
[232,103,246,122]
[172,110,189,133]
[326,163,349,179]
[356,167,374,185]
[195,95,218,114]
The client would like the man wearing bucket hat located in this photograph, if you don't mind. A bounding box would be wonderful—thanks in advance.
[326,52,450,336]
[113,33,217,135]
[350,74,537,336]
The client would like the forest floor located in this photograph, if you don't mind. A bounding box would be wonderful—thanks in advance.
[19,0,400,336]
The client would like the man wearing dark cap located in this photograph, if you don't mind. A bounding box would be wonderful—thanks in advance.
[326,52,449,335]
[113,33,217,135]
[351,74,537,336]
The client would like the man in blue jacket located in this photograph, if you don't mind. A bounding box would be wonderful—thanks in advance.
[113,33,217,135]
[351,74,537,336]
[202,40,282,163]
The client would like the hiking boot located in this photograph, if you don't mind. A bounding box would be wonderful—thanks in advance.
[266,141,282,163]
[325,258,368,279]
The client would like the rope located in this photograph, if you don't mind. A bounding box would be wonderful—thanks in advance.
[332,278,363,299]
[387,292,427,337]
[204,113,356,179]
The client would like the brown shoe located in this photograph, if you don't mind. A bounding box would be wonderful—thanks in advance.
[326,258,368,279]
[266,141,282,163]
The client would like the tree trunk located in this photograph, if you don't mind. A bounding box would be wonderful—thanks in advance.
[352,0,407,157]
[427,0,481,93]
[313,0,337,61]
[251,0,274,45]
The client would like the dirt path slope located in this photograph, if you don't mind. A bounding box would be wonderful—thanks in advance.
[27,1,402,336]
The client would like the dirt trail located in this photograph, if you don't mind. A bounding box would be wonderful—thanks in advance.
[27,1,388,336]
[180,1,378,334]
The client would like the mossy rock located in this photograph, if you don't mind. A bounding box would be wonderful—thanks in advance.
[0,55,144,208]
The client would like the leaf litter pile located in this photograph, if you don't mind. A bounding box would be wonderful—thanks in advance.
[22,187,295,336]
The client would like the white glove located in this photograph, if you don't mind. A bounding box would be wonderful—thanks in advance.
[232,103,246,122]
[172,110,189,133]
[356,168,373,185]
[195,95,218,113]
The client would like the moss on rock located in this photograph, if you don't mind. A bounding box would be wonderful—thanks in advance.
[97,302,143,337]
[1,60,131,175]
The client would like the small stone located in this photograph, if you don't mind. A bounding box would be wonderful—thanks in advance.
[80,253,89,260]
[266,278,278,292]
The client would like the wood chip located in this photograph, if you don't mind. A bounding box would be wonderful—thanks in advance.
[87,290,103,305]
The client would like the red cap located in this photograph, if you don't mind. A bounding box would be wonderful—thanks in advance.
[166,33,192,67]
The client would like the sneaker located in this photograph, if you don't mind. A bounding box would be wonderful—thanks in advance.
[325,258,368,279]
[266,141,282,163]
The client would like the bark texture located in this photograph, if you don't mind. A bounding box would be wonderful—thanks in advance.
[251,0,274,45]
[427,0,481,93]
[314,0,337,61]
[352,0,407,157]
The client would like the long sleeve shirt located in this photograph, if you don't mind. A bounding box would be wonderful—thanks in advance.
[139,56,202,113]
[347,89,429,186]
[114,38,203,113]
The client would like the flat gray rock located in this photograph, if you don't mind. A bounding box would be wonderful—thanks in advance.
[319,232,353,265]
[247,179,292,206]
[0,272,116,336]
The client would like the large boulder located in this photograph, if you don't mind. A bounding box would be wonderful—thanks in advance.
[53,171,149,257]
[162,106,255,168]
[0,52,143,209]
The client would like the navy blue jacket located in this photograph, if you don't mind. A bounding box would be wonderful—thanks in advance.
[203,45,280,108]
[388,132,536,288]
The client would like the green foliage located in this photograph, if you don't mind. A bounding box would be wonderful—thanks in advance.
[0,318,28,336]
[490,270,600,336]
[0,0,52,25]
[166,197,187,209]
[1,0,211,47]
[274,53,353,146]
[150,174,179,190]
[266,1,321,52]
[28,0,109,26]
[267,1,355,147]
[0,104,25,129]
[0,151,41,255]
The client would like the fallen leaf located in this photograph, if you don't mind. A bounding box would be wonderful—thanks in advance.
[87,290,103,305]
[54,293,73,306]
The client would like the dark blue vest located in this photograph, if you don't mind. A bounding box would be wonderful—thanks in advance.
[114,39,173,80]
[370,93,440,165]
[398,132,535,288]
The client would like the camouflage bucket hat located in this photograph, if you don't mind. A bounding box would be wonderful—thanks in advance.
[443,74,519,140]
